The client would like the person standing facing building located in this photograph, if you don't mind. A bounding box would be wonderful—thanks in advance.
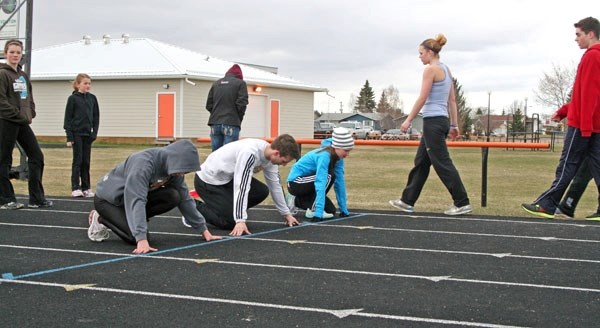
[0,39,52,210]
[206,64,249,151]
[522,16,600,219]
[64,73,100,198]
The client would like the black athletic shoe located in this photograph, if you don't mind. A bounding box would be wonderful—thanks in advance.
[521,203,554,219]
[585,212,600,221]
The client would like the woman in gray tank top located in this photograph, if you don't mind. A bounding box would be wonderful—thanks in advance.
[389,34,472,216]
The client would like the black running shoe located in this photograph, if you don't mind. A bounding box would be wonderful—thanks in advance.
[521,203,554,219]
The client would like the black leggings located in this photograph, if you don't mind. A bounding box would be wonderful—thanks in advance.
[94,187,180,245]
[194,175,268,230]
[287,173,337,214]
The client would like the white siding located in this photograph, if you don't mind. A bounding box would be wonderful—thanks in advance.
[31,79,315,140]
[260,87,314,139]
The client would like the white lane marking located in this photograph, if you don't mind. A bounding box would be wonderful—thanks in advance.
[7,202,600,228]
[1,221,598,244]
[246,238,600,264]
[2,226,600,265]
[0,279,528,327]
[311,224,600,243]
[1,244,598,294]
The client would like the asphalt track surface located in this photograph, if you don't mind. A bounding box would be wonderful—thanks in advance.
[1,197,599,327]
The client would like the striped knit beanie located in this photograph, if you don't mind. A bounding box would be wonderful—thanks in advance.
[331,127,354,150]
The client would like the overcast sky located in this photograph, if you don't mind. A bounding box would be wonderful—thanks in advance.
[28,0,596,115]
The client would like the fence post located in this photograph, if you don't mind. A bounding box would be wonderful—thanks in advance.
[481,147,489,207]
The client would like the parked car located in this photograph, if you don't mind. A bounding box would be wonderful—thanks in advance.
[313,121,335,139]
[367,129,382,139]
[338,121,368,139]
[381,129,410,140]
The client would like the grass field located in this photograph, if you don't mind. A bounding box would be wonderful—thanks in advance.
[10,141,598,219]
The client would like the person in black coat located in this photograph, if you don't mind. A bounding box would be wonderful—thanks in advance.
[64,73,100,198]
[206,64,249,151]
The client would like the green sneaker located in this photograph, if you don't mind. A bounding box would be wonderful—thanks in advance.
[521,203,554,219]
[585,212,600,221]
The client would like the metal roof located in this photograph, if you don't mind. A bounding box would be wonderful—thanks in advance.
[31,36,325,91]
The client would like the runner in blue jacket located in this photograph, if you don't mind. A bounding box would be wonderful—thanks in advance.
[286,127,354,221]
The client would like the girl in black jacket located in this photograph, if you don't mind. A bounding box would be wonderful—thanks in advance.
[0,39,52,209]
[63,73,100,197]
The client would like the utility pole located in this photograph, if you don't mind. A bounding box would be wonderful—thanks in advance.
[24,0,33,77]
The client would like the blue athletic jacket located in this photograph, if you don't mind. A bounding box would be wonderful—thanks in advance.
[287,138,349,217]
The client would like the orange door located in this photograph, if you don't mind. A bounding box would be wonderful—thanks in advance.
[157,93,175,139]
[270,100,280,137]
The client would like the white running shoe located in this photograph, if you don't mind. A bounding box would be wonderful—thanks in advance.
[285,193,298,215]
[71,189,84,197]
[305,208,334,220]
[389,199,414,213]
[444,204,473,216]
[83,189,95,198]
[88,210,109,242]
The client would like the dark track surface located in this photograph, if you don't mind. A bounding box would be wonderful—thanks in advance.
[1,197,599,327]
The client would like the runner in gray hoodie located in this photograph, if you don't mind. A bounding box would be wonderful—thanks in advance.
[90,140,221,253]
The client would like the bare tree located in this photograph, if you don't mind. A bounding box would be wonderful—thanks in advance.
[534,62,575,109]
[347,93,356,113]
[382,85,404,118]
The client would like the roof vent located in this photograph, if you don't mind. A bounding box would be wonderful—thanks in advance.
[102,34,111,44]
[122,33,130,44]
[82,35,91,45]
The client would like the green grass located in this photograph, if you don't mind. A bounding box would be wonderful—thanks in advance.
[10,142,597,218]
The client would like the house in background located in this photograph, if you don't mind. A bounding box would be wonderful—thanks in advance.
[29,35,325,143]
[315,112,394,131]
[396,113,424,135]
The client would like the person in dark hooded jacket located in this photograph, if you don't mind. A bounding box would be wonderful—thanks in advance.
[64,73,100,198]
[88,140,221,254]
[0,39,52,210]
[206,64,249,151]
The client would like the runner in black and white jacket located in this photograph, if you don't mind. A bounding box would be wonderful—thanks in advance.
[193,134,301,236]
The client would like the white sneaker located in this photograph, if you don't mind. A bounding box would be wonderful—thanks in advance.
[389,199,414,213]
[88,210,109,242]
[444,204,473,216]
[285,193,298,215]
[181,216,192,228]
[83,189,95,198]
[305,208,334,220]
[71,189,84,197]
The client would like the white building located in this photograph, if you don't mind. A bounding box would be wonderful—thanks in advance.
[29,35,325,142]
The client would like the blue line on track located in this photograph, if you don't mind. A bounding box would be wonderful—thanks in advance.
[3,213,368,280]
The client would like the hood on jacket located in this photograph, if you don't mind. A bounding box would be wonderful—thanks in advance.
[320,138,333,147]
[0,62,19,72]
[161,140,201,175]
[226,64,244,80]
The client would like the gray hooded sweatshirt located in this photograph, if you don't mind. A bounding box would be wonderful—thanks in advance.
[96,140,206,241]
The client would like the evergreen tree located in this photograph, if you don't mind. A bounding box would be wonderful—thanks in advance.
[354,80,376,113]
[508,108,526,133]
[452,78,472,137]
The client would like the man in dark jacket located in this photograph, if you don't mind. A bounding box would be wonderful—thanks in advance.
[206,64,249,151]
[89,140,221,253]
